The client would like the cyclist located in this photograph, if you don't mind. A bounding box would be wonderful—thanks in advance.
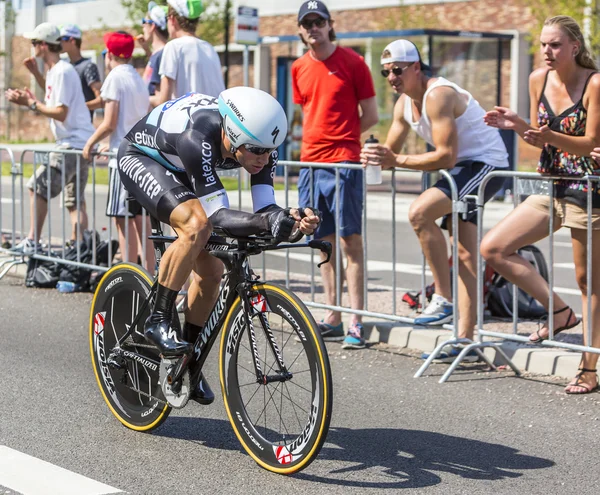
[117,87,320,403]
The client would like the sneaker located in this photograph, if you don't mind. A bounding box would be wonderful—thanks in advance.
[341,323,366,350]
[318,321,345,342]
[414,294,453,325]
[421,345,480,363]
[12,238,43,255]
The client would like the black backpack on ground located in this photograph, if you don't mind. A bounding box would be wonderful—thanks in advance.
[58,230,118,291]
[25,256,60,288]
[486,245,549,319]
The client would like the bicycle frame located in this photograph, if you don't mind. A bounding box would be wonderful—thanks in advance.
[112,216,332,393]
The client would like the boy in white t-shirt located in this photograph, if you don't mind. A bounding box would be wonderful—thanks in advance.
[154,0,225,104]
[83,31,154,273]
[5,22,95,253]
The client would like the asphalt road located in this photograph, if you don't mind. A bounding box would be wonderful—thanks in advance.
[1,278,599,495]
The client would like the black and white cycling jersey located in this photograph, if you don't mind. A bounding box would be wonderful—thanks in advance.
[123,92,278,217]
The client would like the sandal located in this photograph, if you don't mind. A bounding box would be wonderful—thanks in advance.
[529,306,580,344]
[565,368,599,395]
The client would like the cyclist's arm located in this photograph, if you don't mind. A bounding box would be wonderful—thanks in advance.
[249,151,278,212]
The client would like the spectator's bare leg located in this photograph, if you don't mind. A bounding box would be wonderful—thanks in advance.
[29,190,48,240]
[447,218,477,340]
[408,188,453,300]
[565,228,600,393]
[68,200,88,241]
[319,233,343,326]
[480,201,571,336]
[114,217,138,264]
[134,215,156,275]
[185,250,224,327]
[340,233,364,326]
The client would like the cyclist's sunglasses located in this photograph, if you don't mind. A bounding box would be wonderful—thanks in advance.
[142,18,155,25]
[300,17,327,29]
[380,62,415,78]
[245,144,275,155]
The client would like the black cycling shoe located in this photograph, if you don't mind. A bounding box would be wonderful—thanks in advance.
[191,373,215,405]
[144,313,193,357]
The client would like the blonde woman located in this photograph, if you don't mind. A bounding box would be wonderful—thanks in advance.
[482,15,600,394]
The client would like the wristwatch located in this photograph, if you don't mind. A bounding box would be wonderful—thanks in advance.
[29,101,38,113]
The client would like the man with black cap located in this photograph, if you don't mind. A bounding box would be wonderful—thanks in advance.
[361,39,508,362]
[292,0,378,350]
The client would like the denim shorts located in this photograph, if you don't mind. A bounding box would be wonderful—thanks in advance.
[298,164,363,239]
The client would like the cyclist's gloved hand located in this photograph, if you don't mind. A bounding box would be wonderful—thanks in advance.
[267,208,297,242]
[290,207,321,236]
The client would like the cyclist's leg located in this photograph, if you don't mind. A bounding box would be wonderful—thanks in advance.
[117,141,210,355]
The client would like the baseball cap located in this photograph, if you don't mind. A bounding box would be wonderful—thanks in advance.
[381,39,431,71]
[23,22,61,45]
[167,0,204,20]
[147,1,168,30]
[298,0,330,23]
[104,31,134,59]
[60,24,82,39]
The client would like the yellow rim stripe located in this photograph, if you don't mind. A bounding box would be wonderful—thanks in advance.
[219,283,330,474]
[89,263,169,431]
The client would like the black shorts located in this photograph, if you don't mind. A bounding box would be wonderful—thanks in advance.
[434,160,506,229]
[116,141,196,224]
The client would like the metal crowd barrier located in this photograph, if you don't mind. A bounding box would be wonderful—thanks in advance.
[435,171,600,383]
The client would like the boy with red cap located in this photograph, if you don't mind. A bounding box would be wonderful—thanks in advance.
[83,31,154,273]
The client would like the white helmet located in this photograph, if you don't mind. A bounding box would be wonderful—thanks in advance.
[218,87,288,153]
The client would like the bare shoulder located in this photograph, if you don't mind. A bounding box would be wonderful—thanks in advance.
[392,93,407,118]
[425,85,457,114]
[585,71,600,90]
[529,68,549,87]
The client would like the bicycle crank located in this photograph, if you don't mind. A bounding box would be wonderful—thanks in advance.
[159,358,191,408]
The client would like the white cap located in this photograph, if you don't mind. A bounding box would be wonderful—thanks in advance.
[381,39,421,65]
[24,22,61,45]
[60,24,82,39]
[148,1,168,30]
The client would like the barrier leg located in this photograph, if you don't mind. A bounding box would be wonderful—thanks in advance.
[413,337,472,378]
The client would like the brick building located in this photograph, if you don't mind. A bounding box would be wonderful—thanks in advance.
[1,0,542,167]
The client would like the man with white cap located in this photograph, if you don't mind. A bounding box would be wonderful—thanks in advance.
[154,0,224,104]
[23,23,102,121]
[361,39,508,362]
[137,2,169,106]
[5,22,95,252]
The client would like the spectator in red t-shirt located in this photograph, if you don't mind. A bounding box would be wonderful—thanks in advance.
[292,0,378,350]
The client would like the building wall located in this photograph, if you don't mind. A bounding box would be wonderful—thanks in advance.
[4,0,543,168]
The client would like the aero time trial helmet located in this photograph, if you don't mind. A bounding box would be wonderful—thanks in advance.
[218,87,288,154]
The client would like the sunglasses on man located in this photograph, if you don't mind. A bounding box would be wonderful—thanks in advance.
[60,36,74,42]
[245,144,275,156]
[380,62,415,78]
[299,17,327,30]
[142,18,155,25]
[31,40,43,46]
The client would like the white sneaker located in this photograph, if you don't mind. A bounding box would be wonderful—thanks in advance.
[13,238,43,255]
[414,294,454,325]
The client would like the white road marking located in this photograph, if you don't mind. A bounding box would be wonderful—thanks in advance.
[0,446,122,495]
[264,252,581,296]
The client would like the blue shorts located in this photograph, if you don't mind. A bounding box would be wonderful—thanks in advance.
[298,165,363,239]
[435,160,506,229]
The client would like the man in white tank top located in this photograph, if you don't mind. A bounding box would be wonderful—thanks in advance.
[361,39,508,362]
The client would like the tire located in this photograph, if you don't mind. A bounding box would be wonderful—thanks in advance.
[219,283,332,474]
[90,262,171,431]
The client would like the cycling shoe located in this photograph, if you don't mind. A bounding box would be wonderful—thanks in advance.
[144,313,193,357]
[191,373,214,405]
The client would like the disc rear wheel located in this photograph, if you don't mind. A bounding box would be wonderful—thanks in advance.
[90,263,171,431]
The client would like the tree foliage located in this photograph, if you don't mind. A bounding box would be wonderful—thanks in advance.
[121,0,230,45]
[516,0,600,55]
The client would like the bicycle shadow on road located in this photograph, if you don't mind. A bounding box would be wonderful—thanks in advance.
[155,418,553,489]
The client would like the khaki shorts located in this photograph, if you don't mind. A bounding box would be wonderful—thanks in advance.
[524,194,600,230]
[27,145,91,209]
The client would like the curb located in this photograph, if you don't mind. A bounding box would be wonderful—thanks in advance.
[362,321,593,381]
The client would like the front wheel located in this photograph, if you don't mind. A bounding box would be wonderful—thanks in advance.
[90,262,171,431]
[220,283,333,474]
